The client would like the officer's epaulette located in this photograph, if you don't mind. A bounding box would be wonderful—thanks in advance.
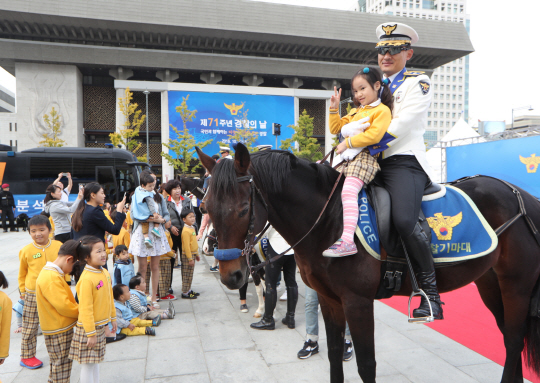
[403,71,425,77]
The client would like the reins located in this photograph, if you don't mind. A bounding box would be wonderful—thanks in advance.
[249,147,346,273]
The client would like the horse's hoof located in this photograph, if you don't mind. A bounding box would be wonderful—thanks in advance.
[253,312,262,318]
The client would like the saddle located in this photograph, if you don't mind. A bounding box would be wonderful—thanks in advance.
[366,182,446,299]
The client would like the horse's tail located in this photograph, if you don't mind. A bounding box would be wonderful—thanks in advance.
[525,273,540,375]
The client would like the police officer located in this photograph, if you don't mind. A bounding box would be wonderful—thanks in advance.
[219,146,233,160]
[0,183,17,232]
[375,22,443,320]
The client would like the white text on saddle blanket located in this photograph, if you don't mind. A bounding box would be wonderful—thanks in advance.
[339,117,370,161]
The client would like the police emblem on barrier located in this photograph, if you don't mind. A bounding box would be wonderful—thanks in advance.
[519,154,540,173]
[419,81,430,95]
[382,24,397,35]
[426,212,463,241]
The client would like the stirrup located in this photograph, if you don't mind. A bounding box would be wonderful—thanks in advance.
[407,289,434,324]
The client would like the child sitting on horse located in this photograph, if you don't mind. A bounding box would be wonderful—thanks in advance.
[323,66,393,257]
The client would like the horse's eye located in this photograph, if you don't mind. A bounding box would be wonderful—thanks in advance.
[238,208,249,218]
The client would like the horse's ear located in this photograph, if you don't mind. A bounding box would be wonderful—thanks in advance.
[196,147,216,174]
[234,143,251,175]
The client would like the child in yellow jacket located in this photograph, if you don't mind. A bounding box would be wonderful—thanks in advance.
[68,235,117,382]
[18,215,63,369]
[324,66,393,258]
[36,240,80,383]
[0,271,12,366]
[180,210,200,299]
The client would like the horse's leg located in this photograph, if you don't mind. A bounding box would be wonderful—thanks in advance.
[475,268,505,332]
[319,296,346,383]
[254,282,265,318]
[343,297,376,383]
[498,276,530,383]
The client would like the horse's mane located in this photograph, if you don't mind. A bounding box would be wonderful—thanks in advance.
[209,150,340,197]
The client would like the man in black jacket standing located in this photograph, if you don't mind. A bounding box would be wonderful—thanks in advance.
[0,183,17,232]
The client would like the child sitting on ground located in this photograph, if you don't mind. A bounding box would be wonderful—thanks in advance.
[112,284,159,336]
[180,209,201,299]
[128,274,175,320]
[131,171,163,248]
[0,271,12,367]
[18,215,63,369]
[112,245,135,286]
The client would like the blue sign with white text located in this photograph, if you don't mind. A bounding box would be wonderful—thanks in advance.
[446,135,540,198]
[13,194,78,218]
[168,91,295,156]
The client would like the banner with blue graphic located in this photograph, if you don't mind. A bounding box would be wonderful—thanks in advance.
[13,194,78,218]
[447,135,540,198]
[168,91,295,156]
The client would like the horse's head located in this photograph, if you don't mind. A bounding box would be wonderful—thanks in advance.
[196,144,268,289]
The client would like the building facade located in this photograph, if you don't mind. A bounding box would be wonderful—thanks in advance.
[359,0,471,147]
[0,0,472,179]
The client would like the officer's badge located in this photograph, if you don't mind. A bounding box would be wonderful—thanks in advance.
[382,24,397,35]
[419,81,430,95]
[395,91,403,103]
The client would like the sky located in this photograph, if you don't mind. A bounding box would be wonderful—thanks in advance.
[0,0,536,125]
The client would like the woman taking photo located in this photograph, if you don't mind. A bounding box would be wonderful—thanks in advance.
[72,182,126,264]
[43,184,84,243]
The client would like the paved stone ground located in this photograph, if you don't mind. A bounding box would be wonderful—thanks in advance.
[0,231,527,383]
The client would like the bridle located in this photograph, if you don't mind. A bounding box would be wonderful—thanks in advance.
[184,177,205,198]
[212,147,347,275]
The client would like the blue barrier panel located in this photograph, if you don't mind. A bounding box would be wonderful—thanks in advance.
[446,135,540,198]
[168,91,295,156]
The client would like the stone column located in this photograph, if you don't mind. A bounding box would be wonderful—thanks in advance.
[283,77,303,89]
[109,67,134,134]
[161,90,174,181]
[156,70,179,83]
[242,74,264,87]
[15,62,84,150]
[200,72,222,84]
[321,80,341,91]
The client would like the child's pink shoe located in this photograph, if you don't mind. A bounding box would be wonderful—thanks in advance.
[322,239,357,257]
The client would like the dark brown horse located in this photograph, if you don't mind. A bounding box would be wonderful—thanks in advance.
[196,144,540,383]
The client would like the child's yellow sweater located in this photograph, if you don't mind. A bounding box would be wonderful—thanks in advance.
[36,263,79,335]
[181,225,198,260]
[76,265,116,337]
[18,239,62,295]
[0,291,12,358]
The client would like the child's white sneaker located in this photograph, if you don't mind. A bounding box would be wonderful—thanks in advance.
[151,227,162,238]
[144,238,153,248]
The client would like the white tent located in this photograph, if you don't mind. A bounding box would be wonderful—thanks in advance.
[426,117,483,183]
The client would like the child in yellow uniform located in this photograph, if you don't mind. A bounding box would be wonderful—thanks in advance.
[112,284,159,336]
[68,235,117,383]
[324,66,393,257]
[180,210,200,299]
[111,210,132,262]
[36,240,80,383]
[18,215,63,369]
[0,271,12,366]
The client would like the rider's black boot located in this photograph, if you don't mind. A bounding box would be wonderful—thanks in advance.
[281,286,298,329]
[402,223,444,320]
[251,282,277,330]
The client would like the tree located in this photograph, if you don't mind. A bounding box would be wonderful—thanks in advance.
[109,88,146,161]
[161,95,212,175]
[218,110,259,153]
[281,110,322,162]
[39,106,66,147]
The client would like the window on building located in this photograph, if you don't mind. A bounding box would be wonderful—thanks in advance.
[397,1,400,6]
[434,84,438,90]
[452,103,456,109]
[453,76,456,81]
[453,67,456,72]
[452,94,456,100]
[434,75,438,80]
[459,76,463,82]
[14,123,17,132]
[459,103,462,109]
[434,93,438,99]
[434,112,438,117]
[9,140,12,146]
[446,85,450,90]
[459,58,463,64]
[447,67,450,72]
[446,112,450,118]
[459,68,463,74]
[428,112,431,117]
[453,85,456,90]
[397,11,401,15]
[446,94,450,100]
[446,121,450,127]
[459,95,462,100]
[452,113,456,118]
[459,86,462,91]
[446,103,450,108]
[428,121,431,127]
[385,0,391,5]
[447,76,450,81]
[424,130,437,142]
[434,121,438,127]
[434,103,438,108]
[9,123,12,132]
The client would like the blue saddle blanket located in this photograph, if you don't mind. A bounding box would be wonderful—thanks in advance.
[355,185,498,263]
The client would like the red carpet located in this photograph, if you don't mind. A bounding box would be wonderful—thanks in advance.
[384,283,540,382]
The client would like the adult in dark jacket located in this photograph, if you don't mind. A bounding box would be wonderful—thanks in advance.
[0,183,17,232]
[165,180,193,254]
[71,182,126,255]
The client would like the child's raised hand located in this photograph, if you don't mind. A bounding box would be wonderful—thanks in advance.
[330,86,342,110]
[87,335,97,348]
